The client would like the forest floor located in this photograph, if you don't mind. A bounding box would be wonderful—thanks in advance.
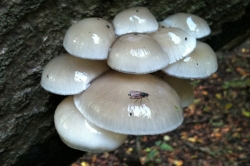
[71,40,250,166]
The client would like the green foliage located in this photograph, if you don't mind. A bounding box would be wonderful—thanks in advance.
[160,142,174,151]
[242,108,250,117]
[143,139,173,164]
[148,149,159,160]
[222,78,250,89]
[155,141,173,151]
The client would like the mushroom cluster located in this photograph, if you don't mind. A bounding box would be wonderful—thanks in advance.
[41,7,217,152]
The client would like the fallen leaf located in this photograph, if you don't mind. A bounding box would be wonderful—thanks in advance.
[197,139,204,143]
[215,93,222,99]
[242,109,250,117]
[213,132,222,138]
[144,147,151,152]
[160,142,173,151]
[148,149,159,160]
[191,155,197,159]
[81,162,89,166]
[236,67,249,76]
[188,137,197,143]
[126,147,133,154]
[225,103,233,110]
[174,160,184,166]
[155,141,162,146]
[202,90,208,95]
[193,99,201,104]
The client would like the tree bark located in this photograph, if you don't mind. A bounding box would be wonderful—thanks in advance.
[0,0,250,165]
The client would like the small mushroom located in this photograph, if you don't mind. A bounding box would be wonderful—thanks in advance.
[107,33,169,74]
[40,54,109,95]
[113,7,158,36]
[74,71,183,135]
[162,75,194,107]
[162,41,218,78]
[149,23,196,64]
[63,18,116,59]
[162,13,211,38]
[153,71,194,107]
[54,96,127,152]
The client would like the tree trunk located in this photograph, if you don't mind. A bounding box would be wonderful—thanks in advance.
[0,0,250,165]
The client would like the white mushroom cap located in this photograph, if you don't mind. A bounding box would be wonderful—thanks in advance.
[74,71,183,135]
[162,13,211,38]
[149,23,196,64]
[113,7,158,36]
[54,96,127,152]
[63,18,116,59]
[162,75,194,107]
[107,33,169,74]
[40,54,110,95]
[162,41,218,78]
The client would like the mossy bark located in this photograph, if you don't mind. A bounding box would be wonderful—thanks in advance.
[0,0,250,165]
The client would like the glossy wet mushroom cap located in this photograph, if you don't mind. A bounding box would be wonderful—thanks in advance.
[108,33,169,74]
[162,41,218,78]
[40,54,110,95]
[54,96,127,152]
[149,24,196,64]
[63,18,116,59]
[162,13,211,38]
[74,71,183,135]
[113,7,158,36]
